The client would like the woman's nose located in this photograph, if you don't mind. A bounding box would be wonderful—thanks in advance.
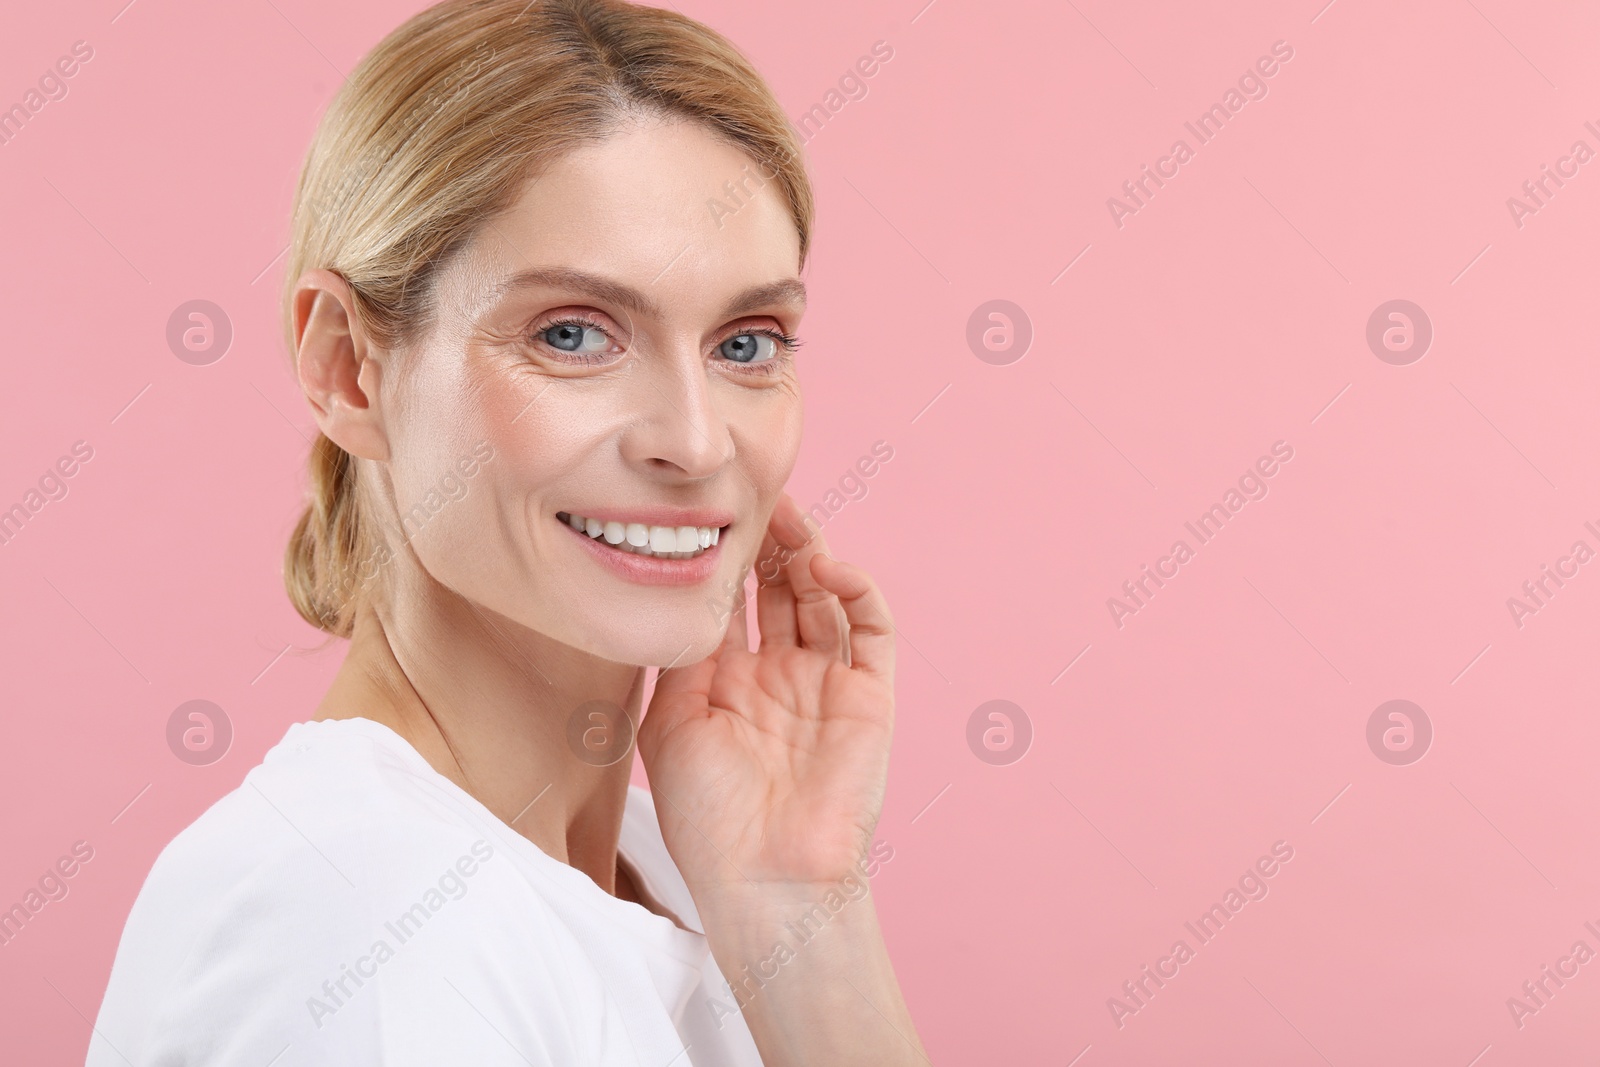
[617,350,732,480]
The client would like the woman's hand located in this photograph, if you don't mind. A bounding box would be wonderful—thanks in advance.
[638,493,928,1067]
[636,491,897,905]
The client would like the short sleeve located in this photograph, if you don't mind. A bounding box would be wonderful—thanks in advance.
[115,820,607,1066]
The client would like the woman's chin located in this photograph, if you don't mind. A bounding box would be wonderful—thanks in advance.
[556,625,729,672]
[642,630,727,670]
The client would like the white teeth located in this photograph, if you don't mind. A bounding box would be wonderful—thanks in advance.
[564,513,724,559]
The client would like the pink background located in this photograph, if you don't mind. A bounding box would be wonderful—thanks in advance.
[2,0,1597,1063]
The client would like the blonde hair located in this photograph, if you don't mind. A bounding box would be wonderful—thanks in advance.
[281,0,813,638]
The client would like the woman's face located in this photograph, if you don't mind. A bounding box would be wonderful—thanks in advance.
[377,116,805,667]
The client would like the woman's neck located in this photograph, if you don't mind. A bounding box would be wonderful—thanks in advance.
[313,589,646,898]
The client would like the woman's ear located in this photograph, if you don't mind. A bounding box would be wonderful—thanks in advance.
[293,268,391,462]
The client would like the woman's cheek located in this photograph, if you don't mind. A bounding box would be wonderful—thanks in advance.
[741,390,804,492]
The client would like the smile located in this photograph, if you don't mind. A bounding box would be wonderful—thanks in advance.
[557,512,724,560]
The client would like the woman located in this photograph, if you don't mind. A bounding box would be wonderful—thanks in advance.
[86,0,927,1063]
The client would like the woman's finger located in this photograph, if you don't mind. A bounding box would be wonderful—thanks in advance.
[808,553,895,684]
[768,495,852,663]
[754,519,799,649]
[723,562,752,654]
[642,650,715,755]
[768,497,846,661]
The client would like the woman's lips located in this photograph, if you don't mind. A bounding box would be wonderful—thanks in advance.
[556,513,726,586]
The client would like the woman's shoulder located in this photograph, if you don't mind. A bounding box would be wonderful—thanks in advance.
[122,716,546,970]
[148,717,496,890]
[90,718,598,1065]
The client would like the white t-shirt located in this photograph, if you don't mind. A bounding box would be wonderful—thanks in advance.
[87,716,764,1066]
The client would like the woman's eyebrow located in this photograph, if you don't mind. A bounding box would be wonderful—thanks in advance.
[722,278,807,319]
[490,267,806,321]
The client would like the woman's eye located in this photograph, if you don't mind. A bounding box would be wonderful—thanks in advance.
[542,322,612,354]
[719,332,777,364]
